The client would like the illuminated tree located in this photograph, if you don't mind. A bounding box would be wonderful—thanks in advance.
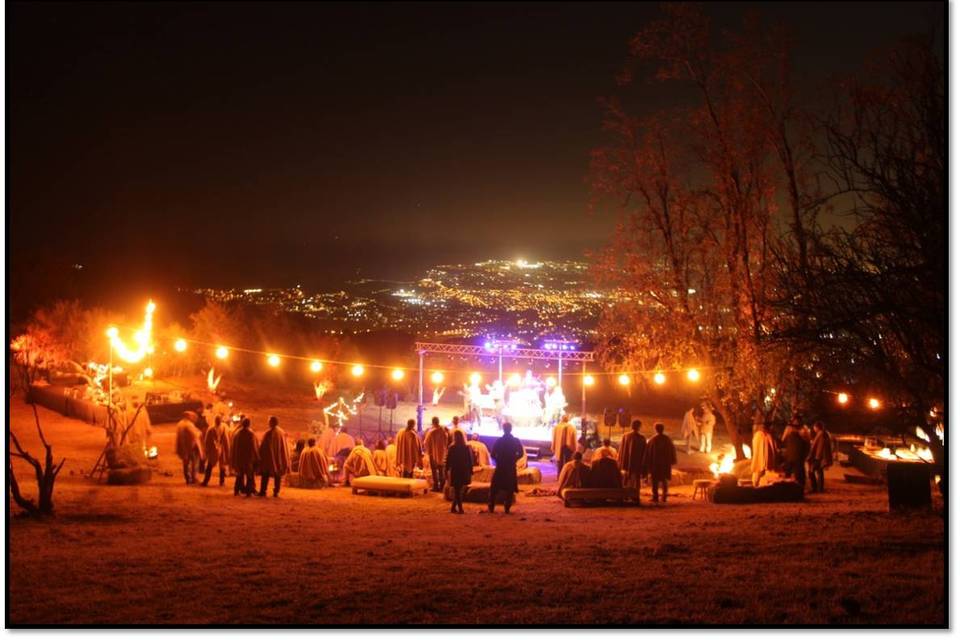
[590,4,800,456]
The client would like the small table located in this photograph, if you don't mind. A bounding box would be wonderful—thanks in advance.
[692,479,714,501]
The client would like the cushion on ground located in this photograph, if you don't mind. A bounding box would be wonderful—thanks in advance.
[286,473,328,489]
[710,480,804,504]
[351,476,429,496]
[443,482,519,504]
[560,486,638,507]
[468,466,541,485]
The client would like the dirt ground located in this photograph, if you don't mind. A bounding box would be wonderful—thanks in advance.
[7,395,945,626]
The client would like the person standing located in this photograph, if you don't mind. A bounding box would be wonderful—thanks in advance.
[699,401,716,454]
[488,422,524,514]
[445,430,474,514]
[230,417,259,496]
[618,420,647,492]
[642,423,677,503]
[396,419,423,479]
[681,405,700,454]
[551,414,578,476]
[175,411,203,485]
[782,421,810,489]
[807,421,833,493]
[750,417,778,487]
[424,416,451,492]
[217,415,233,486]
[257,416,291,497]
[200,415,223,487]
[384,436,399,477]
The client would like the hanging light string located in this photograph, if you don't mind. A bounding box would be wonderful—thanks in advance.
[101,318,882,403]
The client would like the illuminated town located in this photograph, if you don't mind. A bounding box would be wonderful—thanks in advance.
[189,259,631,341]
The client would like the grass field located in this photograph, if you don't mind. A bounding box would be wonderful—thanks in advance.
[7,392,945,626]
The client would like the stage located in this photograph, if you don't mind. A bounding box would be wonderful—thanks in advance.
[462,416,580,457]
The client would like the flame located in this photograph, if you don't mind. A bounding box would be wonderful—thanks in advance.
[709,453,735,478]
[108,301,156,363]
[207,367,222,393]
[313,381,328,401]
[145,446,159,459]
[935,425,944,443]
[916,427,930,442]
[742,444,751,460]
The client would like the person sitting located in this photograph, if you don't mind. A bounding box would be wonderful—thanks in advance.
[592,438,617,465]
[342,438,378,486]
[467,433,491,467]
[577,436,594,465]
[384,436,399,477]
[372,439,389,476]
[333,427,356,464]
[516,446,528,471]
[557,451,591,494]
[586,456,623,489]
[298,438,332,488]
[291,438,306,473]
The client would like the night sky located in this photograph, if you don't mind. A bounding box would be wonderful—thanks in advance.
[9,1,939,306]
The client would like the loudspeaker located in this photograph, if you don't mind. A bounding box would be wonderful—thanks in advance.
[386,392,398,410]
[617,409,631,428]
[603,408,617,427]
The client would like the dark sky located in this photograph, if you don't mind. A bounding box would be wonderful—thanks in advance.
[9,1,940,302]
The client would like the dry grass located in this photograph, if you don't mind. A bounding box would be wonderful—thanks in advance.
[7,398,944,626]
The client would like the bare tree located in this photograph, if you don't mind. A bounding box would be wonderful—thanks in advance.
[8,405,66,517]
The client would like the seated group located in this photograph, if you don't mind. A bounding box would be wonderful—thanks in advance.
[290,427,522,489]
[556,440,625,493]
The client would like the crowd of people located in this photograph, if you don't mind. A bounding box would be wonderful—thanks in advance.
[749,412,834,492]
[171,404,834,508]
[554,418,678,503]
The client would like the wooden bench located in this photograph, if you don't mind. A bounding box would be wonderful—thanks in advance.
[350,476,429,497]
[560,487,638,507]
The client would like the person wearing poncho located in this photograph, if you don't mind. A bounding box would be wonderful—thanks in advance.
[807,421,833,493]
[200,416,223,487]
[642,422,677,503]
[372,440,390,476]
[395,420,423,478]
[175,411,203,485]
[618,420,647,490]
[343,439,378,486]
[257,416,291,497]
[592,439,617,465]
[384,436,399,477]
[751,417,778,487]
[551,415,578,475]
[230,418,259,496]
[298,438,331,488]
[423,417,452,492]
[557,451,592,494]
[467,433,491,467]
[488,422,524,514]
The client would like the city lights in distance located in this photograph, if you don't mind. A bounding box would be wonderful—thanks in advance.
[653,371,666,385]
[215,346,229,360]
[687,368,701,382]
[174,338,188,352]
[583,374,595,386]
[351,364,365,377]
[391,368,405,381]
[868,397,881,410]
[618,374,631,386]
[310,360,323,373]
[837,392,849,405]
[267,353,281,368]
[431,371,444,385]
